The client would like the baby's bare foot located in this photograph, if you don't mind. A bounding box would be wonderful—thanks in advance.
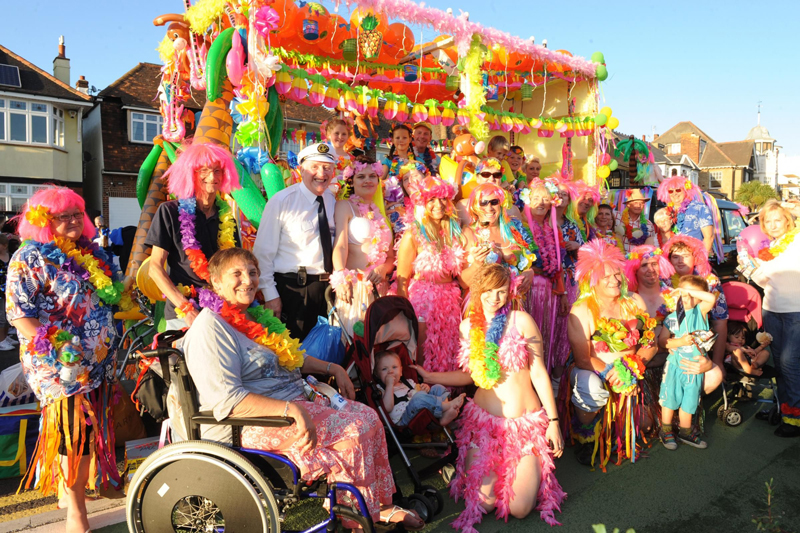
[440,408,460,426]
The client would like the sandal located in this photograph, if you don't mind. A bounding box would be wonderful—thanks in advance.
[379,505,425,531]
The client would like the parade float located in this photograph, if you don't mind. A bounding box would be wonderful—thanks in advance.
[128,0,615,292]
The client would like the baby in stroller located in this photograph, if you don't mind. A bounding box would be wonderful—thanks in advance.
[725,320,772,376]
[375,350,466,427]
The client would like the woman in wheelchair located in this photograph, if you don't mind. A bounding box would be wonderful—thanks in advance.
[181,248,424,530]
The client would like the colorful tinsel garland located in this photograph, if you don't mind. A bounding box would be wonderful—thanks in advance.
[466,303,508,390]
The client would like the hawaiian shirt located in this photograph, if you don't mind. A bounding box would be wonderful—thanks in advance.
[5,242,119,405]
[677,201,713,243]
[614,211,655,253]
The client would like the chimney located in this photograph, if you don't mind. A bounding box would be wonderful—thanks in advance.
[75,75,89,94]
[680,133,701,164]
[53,36,70,85]
[642,135,647,141]
[653,133,660,141]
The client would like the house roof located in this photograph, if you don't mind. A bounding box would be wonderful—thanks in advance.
[0,44,91,103]
[655,121,716,145]
[699,140,754,168]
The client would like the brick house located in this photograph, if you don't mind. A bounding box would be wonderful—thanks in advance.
[0,39,93,218]
[697,140,757,200]
[83,62,337,228]
[652,121,715,166]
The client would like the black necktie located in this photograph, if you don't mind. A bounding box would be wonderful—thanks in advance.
[316,196,334,273]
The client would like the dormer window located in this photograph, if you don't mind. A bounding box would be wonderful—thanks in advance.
[130,111,163,144]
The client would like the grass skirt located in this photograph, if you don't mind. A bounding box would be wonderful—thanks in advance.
[451,400,565,532]
[550,280,579,371]
[333,278,375,339]
[523,275,558,372]
[408,279,463,372]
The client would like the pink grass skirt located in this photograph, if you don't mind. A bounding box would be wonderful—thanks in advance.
[451,400,566,532]
[551,279,579,372]
[241,399,394,526]
[408,279,463,373]
[524,275,558,372]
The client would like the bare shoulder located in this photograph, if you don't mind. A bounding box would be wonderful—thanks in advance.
[629,292,647,310]
[570,300,590,319]
[459,317,471,338]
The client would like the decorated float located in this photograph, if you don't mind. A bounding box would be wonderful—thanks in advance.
[128,0,617,296]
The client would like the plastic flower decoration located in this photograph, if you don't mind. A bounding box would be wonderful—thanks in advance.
[25,204,51,228]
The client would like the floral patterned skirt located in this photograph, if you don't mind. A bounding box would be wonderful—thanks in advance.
[241,399,394,525]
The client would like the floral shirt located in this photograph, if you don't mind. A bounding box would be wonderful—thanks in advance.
[560,219,584,285]
[677,201,713,243]
[5,241,119,405]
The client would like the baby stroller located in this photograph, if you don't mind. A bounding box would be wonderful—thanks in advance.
[718,281,781,426]
[350,295,457,521]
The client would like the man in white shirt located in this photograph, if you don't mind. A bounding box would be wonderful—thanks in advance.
[253,143,336,339]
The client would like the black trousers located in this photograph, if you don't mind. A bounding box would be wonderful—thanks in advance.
[275,274,329,341]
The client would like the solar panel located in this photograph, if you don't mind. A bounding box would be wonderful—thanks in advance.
[0,64,21,88]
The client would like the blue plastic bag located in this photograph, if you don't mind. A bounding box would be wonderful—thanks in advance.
[301,316,345,365]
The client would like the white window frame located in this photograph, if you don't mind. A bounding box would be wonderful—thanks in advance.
[278,121,306,158]
[0,97,64,147]
[129,111,164,144]
[709,170,723,189]
[0,183,47,213]
[667,143,681,155]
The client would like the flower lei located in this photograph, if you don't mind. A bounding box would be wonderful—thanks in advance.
[528,216,558,277]
[25,205,52,227]
[30,237,126,305]
[29,325,74,363]
[466,303,508,390]
[758,227,800,261]
[178,196,237,283]
[350,195,392,267]
[619,208,649,246]
[598,354,646,394]
[592,313,657,353]
[197,289,305,371]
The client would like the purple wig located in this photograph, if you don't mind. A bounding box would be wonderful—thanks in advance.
[624,244,674,292]
[164,141,240,200]
[16,186,95,242]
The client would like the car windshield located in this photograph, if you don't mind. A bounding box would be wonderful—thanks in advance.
[723,208,746,244]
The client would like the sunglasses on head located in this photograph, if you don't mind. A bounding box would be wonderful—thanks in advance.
[480,171,503,179]
[479,199,501,207]
[668,189,683,194]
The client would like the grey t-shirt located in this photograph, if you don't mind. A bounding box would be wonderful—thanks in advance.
[181,308,305,444]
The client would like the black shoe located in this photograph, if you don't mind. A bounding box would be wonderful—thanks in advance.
[756,409,771,421]
[774,423,800,438]
[574,442,594,466]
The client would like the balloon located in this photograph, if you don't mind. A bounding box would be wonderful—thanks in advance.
[598,165,610,179]
[595,113,608,126]
[261,163,286,199]
[600,106,613,118]
[318,15,350,55]
[271,0,299,36]
[596,64,608,81]
[609,159,619,171]
[350,7,388,31]
[607,116,620,130]
[384,22,415,60]
[601,153,611,165]
[295,2,329,44]
[738,225,771,257]
[591,51,605,64]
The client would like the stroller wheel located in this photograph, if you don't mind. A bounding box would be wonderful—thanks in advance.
[406,493,434,523]
[717,405,728,421]
[724,408,743,427]
[768,406,781,426]
[420,485,443,516]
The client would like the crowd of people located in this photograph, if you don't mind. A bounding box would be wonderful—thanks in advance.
[4,119,800,532]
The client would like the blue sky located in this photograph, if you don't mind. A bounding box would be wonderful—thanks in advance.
[5,0,800,158]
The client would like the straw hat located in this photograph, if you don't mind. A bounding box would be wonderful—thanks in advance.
[624,189,648,204]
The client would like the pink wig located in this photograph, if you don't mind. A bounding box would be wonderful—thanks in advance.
[467,183,507,223]
[164,141,240,200]
[16,186,95,242]
[662,234,711,277]
[409,175,456,206]
[575,239,627,287]
[656,176,700,204]
[624,244,675,291]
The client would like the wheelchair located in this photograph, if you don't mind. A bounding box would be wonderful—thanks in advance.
[125,331,377,533]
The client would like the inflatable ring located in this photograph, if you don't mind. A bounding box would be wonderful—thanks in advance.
[136,256,166,303]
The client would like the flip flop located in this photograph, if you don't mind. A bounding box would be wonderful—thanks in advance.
[379,505,425,531]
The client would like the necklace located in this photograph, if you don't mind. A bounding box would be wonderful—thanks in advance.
[466,303,508,389]
[621,208,649,245]
[349,195,391,267]
[528,217,558,277]
[758,227,799,261]
[32,237,125,305]
[197,289,305,370]
[178,195,237,282]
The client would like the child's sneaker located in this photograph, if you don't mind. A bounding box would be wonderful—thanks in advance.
[659,429,678,451]
[678,428,707,449]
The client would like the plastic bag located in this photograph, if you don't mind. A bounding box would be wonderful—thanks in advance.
[0,364,35,407]
[301,316,344,365]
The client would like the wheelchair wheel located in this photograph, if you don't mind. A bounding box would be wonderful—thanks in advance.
[127,441,281,533]
[724,408,743,427]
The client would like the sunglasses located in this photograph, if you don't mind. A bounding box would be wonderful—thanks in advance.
[479,199,501,207]
[668,189,683,194]
[480,172,503,179]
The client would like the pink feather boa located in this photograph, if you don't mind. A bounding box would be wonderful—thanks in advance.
[408,279,462,372]
[451,401,566,532]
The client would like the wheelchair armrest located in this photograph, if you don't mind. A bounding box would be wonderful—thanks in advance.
[193,411,295,428]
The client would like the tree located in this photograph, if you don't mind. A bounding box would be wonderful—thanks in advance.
[735,181,779,210]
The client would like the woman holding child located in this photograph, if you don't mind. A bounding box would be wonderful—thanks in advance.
[413,264,565,533]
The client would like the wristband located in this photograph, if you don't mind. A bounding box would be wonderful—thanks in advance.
[326,362,333,375]
[548,417,559,423]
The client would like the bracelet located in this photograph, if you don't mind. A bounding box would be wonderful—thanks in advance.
[326,362,333,375]
[282,401,290,418]
[330,269,357,292]
[175,300,196,319]
[548,417,559,423]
